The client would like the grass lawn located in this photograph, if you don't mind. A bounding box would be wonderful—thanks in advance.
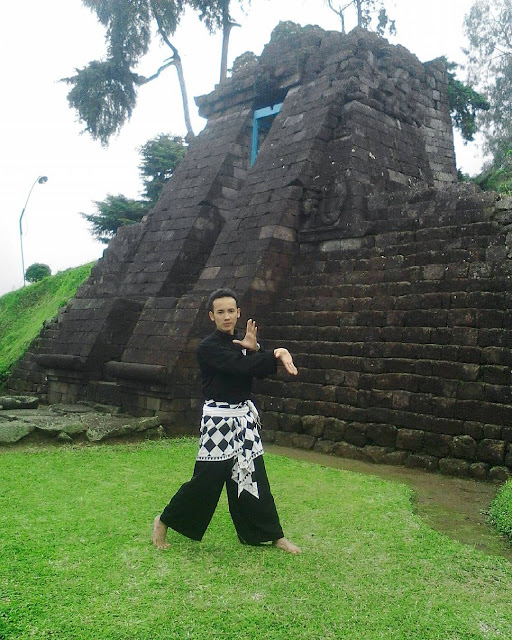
[0,263,94,384]
[1,438,511,640]
[489,478,512,543]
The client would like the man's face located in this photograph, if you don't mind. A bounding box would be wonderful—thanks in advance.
[209,297,240,335]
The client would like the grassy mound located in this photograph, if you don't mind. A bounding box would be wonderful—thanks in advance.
[1,439,511,640]
[489,478,512,542]
[0,263,94,384]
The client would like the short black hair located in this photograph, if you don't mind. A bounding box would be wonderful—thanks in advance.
[207,288,239,311]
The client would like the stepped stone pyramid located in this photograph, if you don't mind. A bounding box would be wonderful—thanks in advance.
[9,23,512,479]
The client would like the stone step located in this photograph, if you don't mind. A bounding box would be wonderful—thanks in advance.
[297,240,501,270]
[286,261,512,291]
[267,308,508,333]
[261,339,512,367]
[264,323,512,350]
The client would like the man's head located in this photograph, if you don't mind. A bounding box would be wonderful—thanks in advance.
[207,288,240,334]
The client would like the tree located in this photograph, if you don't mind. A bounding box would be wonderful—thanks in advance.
[326,0,395,36]
[442,58,490,143]
[25,264,51,283]
[82,133,186,243]
[63,1,247,145]
[464,0,512,166]
[139,134,187,205]
[82,195,150,244]
[189,1,250,82]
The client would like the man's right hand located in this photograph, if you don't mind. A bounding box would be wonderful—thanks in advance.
[274,348,298,376]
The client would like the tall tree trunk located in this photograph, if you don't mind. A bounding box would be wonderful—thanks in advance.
[151,2,195,138]
[356,0,363,27]
[220,1,238,83]
[172,51,194,140]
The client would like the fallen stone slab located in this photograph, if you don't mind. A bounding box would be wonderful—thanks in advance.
[0,396,39,410]
[85,415,161,442]
[0,421,37,443]
[50,404,95,415]
[34,418,86,436]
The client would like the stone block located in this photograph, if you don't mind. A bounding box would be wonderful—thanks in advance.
[366,423,397,447]
[274,431,295,447]
[301,415,325,437]
[323,418,347,442]
[333,441,364,461]
[381,450,409,466]
[506,444,512,468]
[396,428,424,451]
[314,439,335,455]
[489,466,511,483]
[451,435,477,460]
[362,446,391,464]
[423,432,452,457]
[406,454,439,472]
[469,462,490,481]
[464,422,484,440]
[344,422,368,447]
[439,458,470,477]
[278,413,300,433]
[290,433,315,450]
[477,439,506,465]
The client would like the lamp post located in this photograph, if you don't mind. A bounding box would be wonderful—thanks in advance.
[19,175,48,286]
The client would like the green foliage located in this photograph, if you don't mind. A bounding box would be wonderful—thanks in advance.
[1,439,512,639]
[62,59,138,146]
[0,263,94,384]
[189,0,247,31]
[82,133,186,242]
[24,263,51,283]
[139,134,187,204]
[82,194,150,244]
[65,2,247,143]
[464,0,512,165]
[442,58,490,142]
[476,150,512,195]
[489,478,512,542]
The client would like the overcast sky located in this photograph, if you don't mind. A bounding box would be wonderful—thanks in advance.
[1,0,482,296]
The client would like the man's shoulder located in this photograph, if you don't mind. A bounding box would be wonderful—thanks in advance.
[199,331,218,348]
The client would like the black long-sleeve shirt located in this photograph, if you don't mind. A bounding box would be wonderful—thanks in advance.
[197,329,277,403]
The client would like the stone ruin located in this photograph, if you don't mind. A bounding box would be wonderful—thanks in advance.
[8,23,512,480]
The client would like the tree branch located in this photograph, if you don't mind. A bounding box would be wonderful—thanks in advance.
[135,59,176,85]
[149,0,194,138]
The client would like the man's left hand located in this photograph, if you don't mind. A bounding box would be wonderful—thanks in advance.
[233,319,259,351]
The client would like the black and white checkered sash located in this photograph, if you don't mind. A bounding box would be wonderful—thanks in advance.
[197,399,264,499]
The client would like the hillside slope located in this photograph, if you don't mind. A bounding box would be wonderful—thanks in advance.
[0,263,94,385]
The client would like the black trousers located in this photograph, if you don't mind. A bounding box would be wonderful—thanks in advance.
[160,455,284,544]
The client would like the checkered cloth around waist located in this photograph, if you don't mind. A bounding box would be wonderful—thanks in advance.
[197,399,264,498]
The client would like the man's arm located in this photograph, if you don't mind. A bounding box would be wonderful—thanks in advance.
[198,339,299,378]
[231,319,298,376]
[273,348,298,376]
[198,339,276,377]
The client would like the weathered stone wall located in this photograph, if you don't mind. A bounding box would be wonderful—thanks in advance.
[255,186,512,482]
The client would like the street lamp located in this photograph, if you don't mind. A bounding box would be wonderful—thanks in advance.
[19,175,48,286]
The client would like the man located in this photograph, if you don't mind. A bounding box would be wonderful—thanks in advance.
[152,288,301,554]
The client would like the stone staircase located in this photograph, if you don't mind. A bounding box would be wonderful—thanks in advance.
[255,186,512,481]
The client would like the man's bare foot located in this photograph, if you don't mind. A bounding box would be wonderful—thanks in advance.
[152,515,171,550]
[273,537,302,554]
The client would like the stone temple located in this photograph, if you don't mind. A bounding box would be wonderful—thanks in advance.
[9,23,512,480]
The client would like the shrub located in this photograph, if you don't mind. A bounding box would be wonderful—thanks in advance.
[25,263,51,283]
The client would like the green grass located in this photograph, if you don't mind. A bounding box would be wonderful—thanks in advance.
[0,263,94,384]
[1,438,511,640]
[489,479,512,543]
